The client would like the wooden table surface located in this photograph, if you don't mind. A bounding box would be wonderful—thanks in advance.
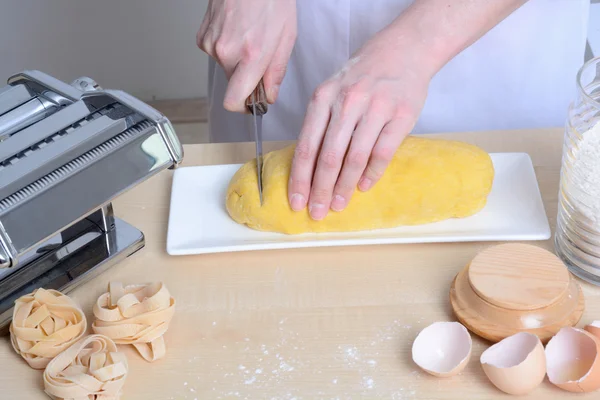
[2,128,600,399]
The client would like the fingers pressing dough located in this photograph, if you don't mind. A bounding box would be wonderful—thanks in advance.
[92,282,176,362]
[226,136,495,234]
[10,288,87,369]
[43,334,128,400]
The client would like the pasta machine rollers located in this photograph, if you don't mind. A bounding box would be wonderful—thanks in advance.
[0,70,184,329]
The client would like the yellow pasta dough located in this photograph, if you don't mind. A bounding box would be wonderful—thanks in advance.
[225,136,494,234]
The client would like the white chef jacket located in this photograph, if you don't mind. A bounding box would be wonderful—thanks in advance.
[207,0,590,143]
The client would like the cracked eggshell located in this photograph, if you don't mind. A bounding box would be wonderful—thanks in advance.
[545,327,600,393]
[411,321,472,377]
[584,321,600,339]
[480,332,546,395]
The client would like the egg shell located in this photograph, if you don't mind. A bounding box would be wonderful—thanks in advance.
[480,332,546,395]
[545,327,600,392]
[584,321,600,340]
[412,321,472,377]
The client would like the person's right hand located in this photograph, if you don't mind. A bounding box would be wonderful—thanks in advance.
[197,0,297,112]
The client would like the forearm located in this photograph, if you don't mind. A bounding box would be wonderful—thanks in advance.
[367,0,529,78]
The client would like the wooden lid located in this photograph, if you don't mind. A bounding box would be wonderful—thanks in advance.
[450,260,584,343]
[467,243,570,311]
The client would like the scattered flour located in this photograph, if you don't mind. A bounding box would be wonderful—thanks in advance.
[279,362,294,372]
[179,319,419,399]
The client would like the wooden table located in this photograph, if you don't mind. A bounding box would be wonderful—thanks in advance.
[2,128,600,399]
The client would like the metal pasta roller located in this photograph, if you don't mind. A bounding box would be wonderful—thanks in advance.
[0,70,184,329]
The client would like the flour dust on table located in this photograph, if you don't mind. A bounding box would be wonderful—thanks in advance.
[176,318,422,399]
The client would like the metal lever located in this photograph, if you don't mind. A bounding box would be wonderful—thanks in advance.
[0,74,100,141]
[0,98,55,141]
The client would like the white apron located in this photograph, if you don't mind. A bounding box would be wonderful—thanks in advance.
[207,0,590,143]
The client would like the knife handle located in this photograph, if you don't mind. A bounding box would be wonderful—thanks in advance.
[245,79,268,116]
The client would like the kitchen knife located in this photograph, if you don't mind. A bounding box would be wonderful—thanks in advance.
[245,79,268,205]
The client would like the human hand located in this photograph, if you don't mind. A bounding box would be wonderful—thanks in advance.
[197,0,297,112]
[287,37,433,221]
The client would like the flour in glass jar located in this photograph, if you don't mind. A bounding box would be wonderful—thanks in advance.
[567,121,600,226]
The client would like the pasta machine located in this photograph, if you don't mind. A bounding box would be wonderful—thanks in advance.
[0,70,184,329]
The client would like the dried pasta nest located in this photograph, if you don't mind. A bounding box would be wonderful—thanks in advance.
[10,288,87,369]
[43,334,128,400]
[92,282,176,362]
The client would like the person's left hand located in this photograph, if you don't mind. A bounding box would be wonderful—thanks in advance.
[287,36,433,221]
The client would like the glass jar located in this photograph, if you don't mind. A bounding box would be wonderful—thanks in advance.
[555,56,600,284]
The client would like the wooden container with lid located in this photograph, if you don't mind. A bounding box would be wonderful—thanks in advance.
[450,243,584,343]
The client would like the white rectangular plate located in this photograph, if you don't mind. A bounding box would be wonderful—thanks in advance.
[166,153,551,255]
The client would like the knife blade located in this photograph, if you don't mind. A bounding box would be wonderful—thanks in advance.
[245,80,268,205]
